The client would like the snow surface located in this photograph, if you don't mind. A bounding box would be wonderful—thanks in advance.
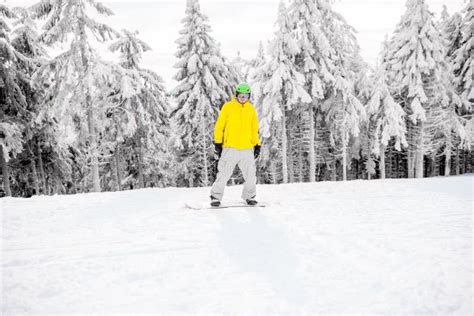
[1,175,473,314]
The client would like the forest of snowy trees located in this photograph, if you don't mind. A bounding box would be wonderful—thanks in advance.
[1,0,472,197]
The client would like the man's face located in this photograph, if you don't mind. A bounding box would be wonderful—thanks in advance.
[237,93,250,104]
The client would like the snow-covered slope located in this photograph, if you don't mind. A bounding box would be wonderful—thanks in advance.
[1,176,473,314]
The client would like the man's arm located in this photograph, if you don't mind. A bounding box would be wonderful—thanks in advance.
[251,107,261,146]
[214,104,227,144]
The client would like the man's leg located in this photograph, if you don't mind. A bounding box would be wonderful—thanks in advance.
[238,149,257,200]
[210,148,238,201]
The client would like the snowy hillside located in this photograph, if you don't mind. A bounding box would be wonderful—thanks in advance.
[1,176,473,314]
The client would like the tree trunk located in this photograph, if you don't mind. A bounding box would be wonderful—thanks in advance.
[429,153,436,177]
[45,177,50,195]
[201,119,209,187]
[331,159,337,181]
[444,146,451,176]
[87,106,101,192]
[186,168,194,187]
[314,109,321,181]
[287,124,294,183]
[71,167,78,194]
[281,114,288,184]
[380,144,386,179]
[415,122,424,178]
[396,151,401,178]
[56,177,63,195]
[387,147,392,179]
[407,121,415,178]
[270,160,277,184]
[37,141,47,194]
[308,105,316,182]
[298,141,304,182]
[137,137,145,189]
[455,146,460,175]
[0,145,12,196]
[469,150,473,173]
[342,134,347,181]
[464,150,469,173]
[31,155,40,195]
[407,147,414,178]
[79,23,100,193]
[115,144,122,191]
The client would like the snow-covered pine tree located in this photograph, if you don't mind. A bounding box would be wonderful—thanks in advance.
[367,63,408,179]
[247,41,265,80]
[452,0,473,110]
[288,0,335,182]
[231,51,249,82]
[349,54,374,179]
[452,0,473,169]
[170,0,236,187]
[249,41,283,183]
[108,29,170,190]
[319,4,365,181]
[138,68,172,188]
[30,0,119,192]
[0,4,30,196]
[10,6,50,196]
[439,5,471,176]
[248,41,266,110]
[288,109,310,182]
[386,0,451,178]
[251,1,310,184]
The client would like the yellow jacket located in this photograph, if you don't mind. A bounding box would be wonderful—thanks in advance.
[214,96,261,149]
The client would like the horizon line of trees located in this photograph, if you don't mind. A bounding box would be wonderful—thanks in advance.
[1,0,472,198]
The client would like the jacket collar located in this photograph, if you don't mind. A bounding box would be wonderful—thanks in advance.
[231,95,249,107]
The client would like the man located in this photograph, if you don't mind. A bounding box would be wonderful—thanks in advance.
[210,83,261,207]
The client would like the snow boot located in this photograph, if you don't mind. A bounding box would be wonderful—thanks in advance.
[245,197,258,206]
[210,195,221,207]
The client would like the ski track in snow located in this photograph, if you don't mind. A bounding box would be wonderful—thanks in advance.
[1,176,473,314]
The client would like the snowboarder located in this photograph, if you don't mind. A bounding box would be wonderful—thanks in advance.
[210,83,261,207]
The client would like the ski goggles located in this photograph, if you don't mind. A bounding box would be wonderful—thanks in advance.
[237,93,250,99]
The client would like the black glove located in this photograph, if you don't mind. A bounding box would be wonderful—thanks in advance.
[254,145,261,159]
[214,143,223,158]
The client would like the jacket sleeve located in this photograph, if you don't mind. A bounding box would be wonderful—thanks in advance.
[214,104,227,144]
[251,107,261,146]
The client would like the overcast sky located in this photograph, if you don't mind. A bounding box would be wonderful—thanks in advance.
[9,0,466,89]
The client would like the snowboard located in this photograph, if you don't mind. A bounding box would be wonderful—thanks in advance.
[185,202,266,210]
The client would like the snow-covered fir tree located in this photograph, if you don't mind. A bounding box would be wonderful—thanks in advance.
[449,0,473,172]
[385,0,452,178]
[322,8,365,181]
[10,6,52,196]
[287,0,335,182]
[367,63,408,179]
[350,54,374,179]
[251,1,310,184]
[439,5,471,176]
[248,41,284,184]
[170,0,237,187]
[108,29,170,190]
[0,4,27,196]
[30,0,119,192]
[452,0,473,109]
[231,51,249,82]
[287,0,364,181]
[247,41,266,108]
[247,41,265,77]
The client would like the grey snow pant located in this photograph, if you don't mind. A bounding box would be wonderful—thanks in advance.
[210,147,256,201]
